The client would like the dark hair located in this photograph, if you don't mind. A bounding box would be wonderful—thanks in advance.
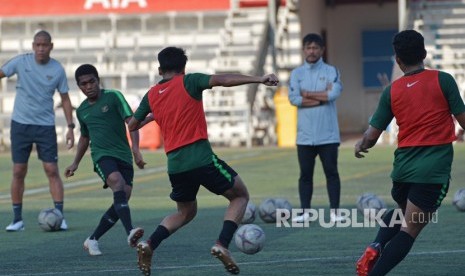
[157,47,188,73]
[302,33,325,48]
[75,64,99,83]
[392,30,427,66]
[33,30,52,43]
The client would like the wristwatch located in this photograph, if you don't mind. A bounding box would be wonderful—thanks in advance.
[68,123,76,129]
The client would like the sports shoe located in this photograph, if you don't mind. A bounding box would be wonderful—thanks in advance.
[137,241,153,276]
[83,237,103,256]
[356,242,382,276]
[292,212,310,223]
[211,243,240,275]
[128,227,144,247]
[5,220,25,232]
[330,212,346,223]
[60,219,68,231]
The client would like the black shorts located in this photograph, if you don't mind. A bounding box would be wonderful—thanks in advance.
[95,156,134,189]
[168,157,237,202]
[10,120,58,163]
[391,181,449,212]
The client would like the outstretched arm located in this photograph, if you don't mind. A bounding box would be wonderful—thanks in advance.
[128,113,154,132]
[209,73,279,87]
[64,135,89,177]
[126,117,146,169]
[354,126,383,158]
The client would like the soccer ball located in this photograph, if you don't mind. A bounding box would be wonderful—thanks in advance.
[258,198,278,223]
[38,208,63,231]
[241,201,257,224]
[452,188,465,212]
[258,197,293,223]
[234,224,265,254]
[356,193,386,220]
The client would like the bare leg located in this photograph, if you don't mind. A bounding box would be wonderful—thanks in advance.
[161,201,197,233]
[42,162,63,202]
[11,163,27,204]
[221,176,249,224]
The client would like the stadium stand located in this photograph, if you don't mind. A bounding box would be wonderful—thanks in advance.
[0,0,301,149]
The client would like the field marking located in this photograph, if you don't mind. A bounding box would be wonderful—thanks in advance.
[2,249,465,275]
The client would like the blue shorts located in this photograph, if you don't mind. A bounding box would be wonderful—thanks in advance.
[94,156,134,189]
[391,181,449,212]
[168,157,237,202]
[10,120,58,163]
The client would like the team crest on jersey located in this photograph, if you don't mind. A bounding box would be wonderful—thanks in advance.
[101,105,109,113]
[46,75,53,80]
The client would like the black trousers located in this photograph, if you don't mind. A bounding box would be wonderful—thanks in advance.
[297,143,341,209]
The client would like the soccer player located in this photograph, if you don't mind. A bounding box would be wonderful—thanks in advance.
[128,46,279,275]
[64,64,146,256]
[0,30,74,232]
[354,30,465,275]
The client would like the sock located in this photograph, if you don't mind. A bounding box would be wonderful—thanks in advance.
[373,209,402,248]
[90,205,119,240]
[113,191,133,235]
[149,225,170,250]
[369,231,415,276]
[13,203,22,222]
[217,220,238,249]
[54,201,64,215]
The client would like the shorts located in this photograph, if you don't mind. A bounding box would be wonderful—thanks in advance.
[10,120,58,163]
[95,156,134,189]
[168,157,237,202]
[391,181,449,212]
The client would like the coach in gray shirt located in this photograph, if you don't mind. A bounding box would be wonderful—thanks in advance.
[0,30,74,232]
[288,33,343,223]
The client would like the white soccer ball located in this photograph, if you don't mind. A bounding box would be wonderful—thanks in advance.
[234,224,266,254]
[258,198,278,223]
[452,188,465,212]
[241,201,257,224]
[258,197,293,223]
[274,197,292,212]
[356,193,386,220]
[38,208,63,232]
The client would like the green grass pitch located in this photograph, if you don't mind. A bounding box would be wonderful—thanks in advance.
[1,143,465,275]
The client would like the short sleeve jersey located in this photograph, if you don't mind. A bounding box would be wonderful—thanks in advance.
[134,73,213,173]
[1,53,69,126]
[370,70,465,184]
[77,89,133,165]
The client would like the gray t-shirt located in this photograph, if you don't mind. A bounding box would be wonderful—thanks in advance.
[1,53,69,126]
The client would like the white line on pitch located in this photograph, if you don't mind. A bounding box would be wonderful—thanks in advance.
[2,249,465,275]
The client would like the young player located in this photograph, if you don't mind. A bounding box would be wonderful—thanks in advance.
[128,46,279,275]
[64,64,146,256]
[354,30,465,275]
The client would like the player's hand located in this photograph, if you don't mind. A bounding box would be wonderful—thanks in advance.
[354,141,369,158]
[64,164,78,178]
[66,129,75,149]
[262,74,279,86]
[133,150,146,169]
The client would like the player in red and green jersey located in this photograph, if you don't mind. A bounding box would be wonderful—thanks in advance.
[354,30,465,276]
[64,64,146,257]
[128,46,278,275]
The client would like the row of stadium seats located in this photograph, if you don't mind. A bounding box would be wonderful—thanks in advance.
[0,2,301,148]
